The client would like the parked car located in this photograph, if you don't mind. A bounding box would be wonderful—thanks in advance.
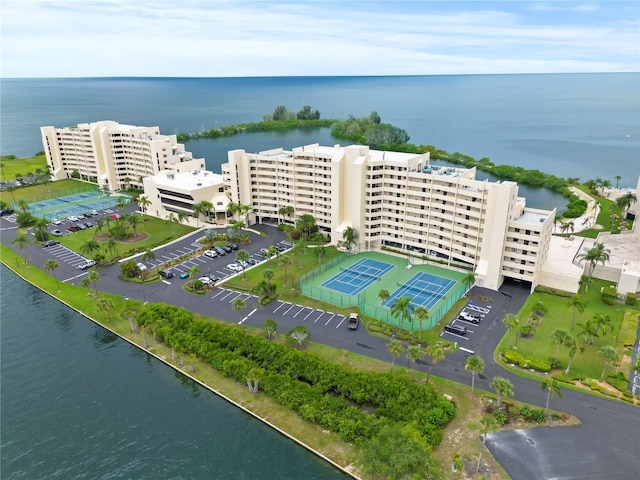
[67,215,79,222]
[204,249,218,258]
[159,269,174,279]
[348,313,360,330]
[235,260,249,268]
[110,213,120,219]
[51,229,64,236]
[90,210,99,216]
[43,240,60,248]
[222,245,233,253]
[214,247,226,256]
[0,208,15,216]
[227,263,242,272]
[77,224,87,230]
[136,262,148,272]
[246,258,258,265]
[51,218,62,225]
[77,260,97,270]
[68,225,81,232]
[83,222,94,228]
[444,323,467,336]
[228,243,239,251]
[458,310,481,324]
[198,276,214,285]
[76,213,86,219]
[180,272,190,279]
[273,244,285,252]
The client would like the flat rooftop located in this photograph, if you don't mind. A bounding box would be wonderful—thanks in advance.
[515,211,550,225]
[152,170,224,190]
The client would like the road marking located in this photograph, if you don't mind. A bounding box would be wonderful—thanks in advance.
[283,303,295,315]
[459,347,475,354]
[239,308,257,324]
[273,301,287,313]
[313,311,324,323]
[162,280,171,285]
[293,306,308,317]
[62,271,89,282]
[335,315,346,328]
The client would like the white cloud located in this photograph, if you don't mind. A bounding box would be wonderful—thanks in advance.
[1,0,638,77]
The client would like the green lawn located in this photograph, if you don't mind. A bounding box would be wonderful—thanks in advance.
[0,179,98,205]
[0,154,47,181]
[497,279,637,379]
[59,215,194,259]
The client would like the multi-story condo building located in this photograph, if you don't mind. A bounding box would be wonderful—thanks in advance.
[223,144,555,291]
[41,121,205,191]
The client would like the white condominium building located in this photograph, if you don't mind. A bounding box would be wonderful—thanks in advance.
[223,144,555,291]
[41,121,205,191]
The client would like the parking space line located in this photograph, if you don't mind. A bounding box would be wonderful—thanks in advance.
[314,312,326,323]
[325,313,339,326]
[162,280,171,285]
[239,308,257,324]
[293,306,308,318]
[283,303,295,315]
[303,309,316,321]
[219,290,235,301]
[335,316,346,328]
[273,301,288,313]
[459,347,475,354]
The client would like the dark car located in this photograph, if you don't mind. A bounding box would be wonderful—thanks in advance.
[159,269,174,279]
[273,244,285,252]
[444,323,467,336]
[68,225,81,232]
[228,243,239,251]
[214,246,226,256]
[0,208,15,216]
[246,258,258,265]
[43,240,60,248]
[222,245,233,253]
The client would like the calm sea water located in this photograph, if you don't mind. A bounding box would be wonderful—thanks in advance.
[0,266,348,480]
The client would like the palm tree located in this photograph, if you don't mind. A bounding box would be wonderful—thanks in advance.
[5,185,17,204]
[142,249,156,267]
[33,217,50,242]
[462,272,476,291]
[315,245,326,265]
[614,175,622,189]
[477,413,500,474]
[231,297,247,322]
[426,342,445,383]
[386,339,404,370]
[138,195,151,213]
[406,345,424,381]
[296,213,316,249]
[188,265,201,292]
[44,259,60,288]
[592,312,612,337]
[267,245,278,263]
[96,296,115,321]
[490,376,513,408]
[263,318,277,339]
[17,199,29,214]
[106,237,119,259]
[559,220,574,238]
[390,296,413,333]
[239,203,252,224]
[263,268,275,283]
[342,226,356,252]
[616,191,637,217]
[80,239,101,260]
[95,217,107,234]
[226,201,240,221]
[279,255,292,285]
[231,220,245,234]
[564,335,582,375]
[541,378,563,415]
[598,346,619,380]
[126,214,142,236]
[566,295,585,330]
[465,355,485,398]
[175,210,188,226]
[236,249,250,279]
[192,201,211,227]
[579,274,593,293]
[577,242,611,276]
[378,288,390,304]
[413,305,429,340]
[12,233,31,256]
[86,269,100,297]
[278,206,287,223]
[551,328,571,365]
[576,319,599,345]
[502,314,519,349]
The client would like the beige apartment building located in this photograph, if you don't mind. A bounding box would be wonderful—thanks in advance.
[41,121,205,191]
[223,144,554,291]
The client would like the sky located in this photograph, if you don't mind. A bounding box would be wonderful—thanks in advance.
[1,0,639,77]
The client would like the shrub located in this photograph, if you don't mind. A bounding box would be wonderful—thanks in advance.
[502,349,526,367]
[524,357,551,373]
[490,409,507,425]
[552,372,585,383]
[519,404,546,423]
[533,286,572,298]
[602,286,617,305]
[619,310,639,347]
[625,292,637,306]
[605,372,629,392]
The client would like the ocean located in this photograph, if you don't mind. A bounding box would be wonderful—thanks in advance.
[1,74,639,478]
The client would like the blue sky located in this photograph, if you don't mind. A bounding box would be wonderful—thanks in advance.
[1,1,638,77]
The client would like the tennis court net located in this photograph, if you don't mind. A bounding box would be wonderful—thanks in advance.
[397,282,445,299]
[340,266,382,281]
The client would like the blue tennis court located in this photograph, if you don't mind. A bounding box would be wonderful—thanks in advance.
[28,191,128,220]
[383,272,456,310]
[322,258,395,296]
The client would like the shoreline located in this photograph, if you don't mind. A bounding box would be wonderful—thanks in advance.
[0,255,361,480]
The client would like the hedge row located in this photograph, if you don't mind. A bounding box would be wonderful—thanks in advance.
[137,303,455,447]
[502,349,551,373]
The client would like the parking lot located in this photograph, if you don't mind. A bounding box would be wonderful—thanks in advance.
[42,242,93,271]
[440,298,492,354]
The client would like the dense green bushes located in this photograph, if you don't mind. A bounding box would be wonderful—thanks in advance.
[137,303,455,449]
[501,349,551,373]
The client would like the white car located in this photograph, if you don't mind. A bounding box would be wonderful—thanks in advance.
[51,218,62,225]
[227,263,243,272]
[204,249,218,258]
[67,215,79,222]
[198,276,214,285]
[136,262,148,272]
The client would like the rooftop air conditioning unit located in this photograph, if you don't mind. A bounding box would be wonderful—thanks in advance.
[167,174,174,179]
[196,182,202,186]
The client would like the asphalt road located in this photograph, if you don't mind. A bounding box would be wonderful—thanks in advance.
[2,216,638,479]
